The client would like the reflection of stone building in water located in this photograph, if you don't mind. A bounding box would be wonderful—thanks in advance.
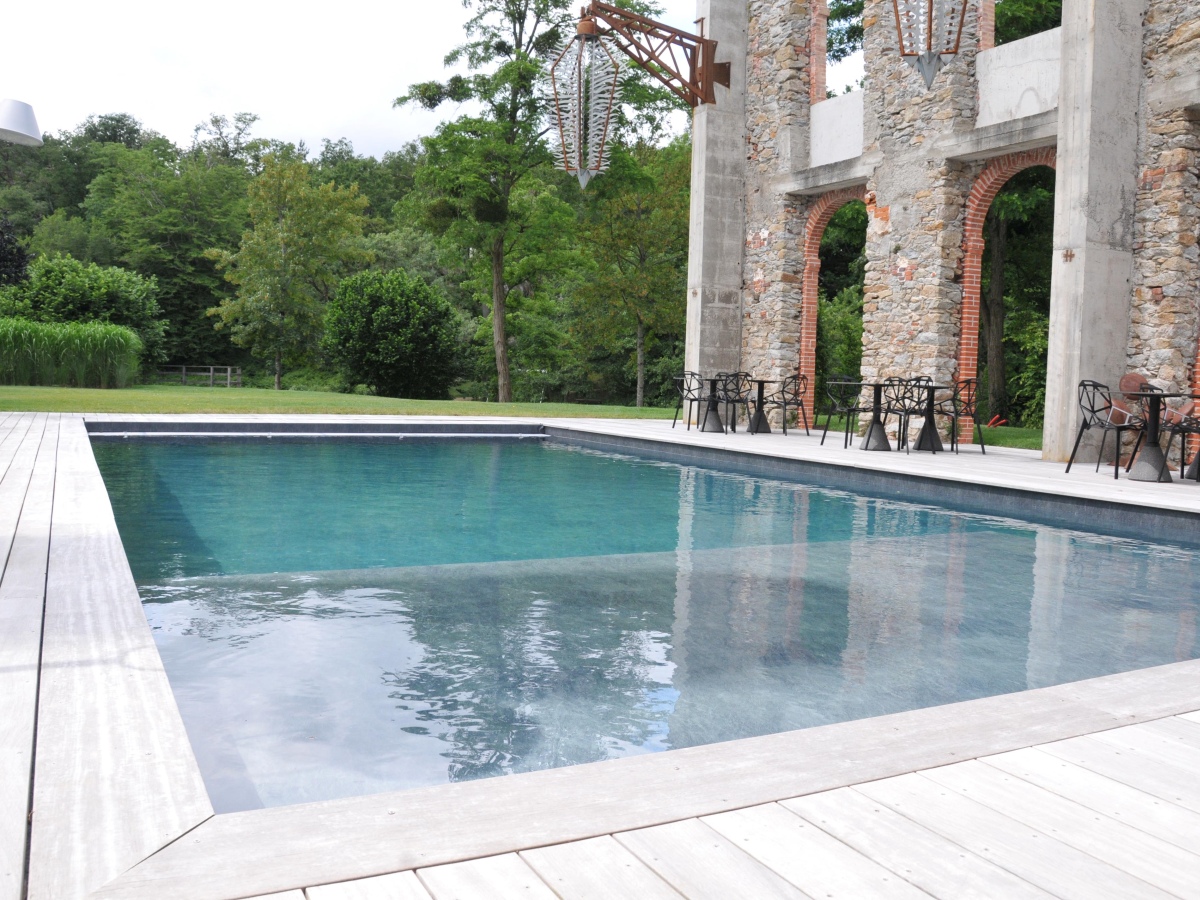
[685,0,1200,460]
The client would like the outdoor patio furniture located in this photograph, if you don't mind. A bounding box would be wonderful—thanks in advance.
[703,372,754,434]
[820,375,872,448]
[936,378,985,454]
[1065,380,1146,480]
[1159,399,1200,482]
[757,373,810,436]
[699,375,726,433]
[882,377,925,454]
[672,371,705,430]
[747,376,777,434]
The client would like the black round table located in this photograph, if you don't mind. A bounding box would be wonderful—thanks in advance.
[1124,391,1200,483]
[749,379,775,434]
[700,377,726,433]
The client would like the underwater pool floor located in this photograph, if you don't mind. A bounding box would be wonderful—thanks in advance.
[3,412,1200,900]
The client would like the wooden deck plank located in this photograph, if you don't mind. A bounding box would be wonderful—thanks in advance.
[781,788,1055,899]
[241,893,305,900]
[306,871,432,900]
[417,854,557,900]
[0,415,52,900]
[520,835,683,899]
[984,746,1200,854]
[700,802,929,898]
[91,659,1200,900]
[855,773,1173,899]
[614,819,811,900]
[920,759,1200,898]
[1039,733,1200,813]
[25,417,212,900]
[0,413,34,490]
[1089,719,1200,779]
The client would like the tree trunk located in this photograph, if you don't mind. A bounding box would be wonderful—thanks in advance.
[274,350,282,391]
[635,318,645,408]
[491,236,512,403]
[982,214,1008,421]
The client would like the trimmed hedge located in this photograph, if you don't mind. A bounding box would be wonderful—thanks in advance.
[0,317,143,388]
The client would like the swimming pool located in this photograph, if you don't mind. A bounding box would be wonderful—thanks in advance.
[94,439,1200,813]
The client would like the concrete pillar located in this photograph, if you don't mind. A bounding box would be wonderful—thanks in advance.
[1043,0,1145,461]
[685,0,749,378]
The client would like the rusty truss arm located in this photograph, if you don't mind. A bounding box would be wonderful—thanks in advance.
[583,1,730,108]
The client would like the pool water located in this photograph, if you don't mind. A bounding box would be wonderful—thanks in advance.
[94,439,1200,813]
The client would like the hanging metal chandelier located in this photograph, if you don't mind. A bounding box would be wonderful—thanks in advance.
[891,0,968,88]
[549,2,729,187]
[549,16,621,188]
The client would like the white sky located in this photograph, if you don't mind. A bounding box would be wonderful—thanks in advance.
[2,1,863,160]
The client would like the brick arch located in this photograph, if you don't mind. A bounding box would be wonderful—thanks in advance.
[799,185,868,387]
[957,146,1057,438]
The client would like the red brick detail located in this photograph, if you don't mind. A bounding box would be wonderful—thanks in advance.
[1192,340,1200,459]
[979,0,995,51]
[799,185,867,389]
[959,146,1057,441]
[809,1,828,107]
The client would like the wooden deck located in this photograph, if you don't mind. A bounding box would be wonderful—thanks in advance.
[3,412,1200,899]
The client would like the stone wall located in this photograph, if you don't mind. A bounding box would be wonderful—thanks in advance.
[739,0,814,393]
[858,0,981,392]
[1129,2,1200,397]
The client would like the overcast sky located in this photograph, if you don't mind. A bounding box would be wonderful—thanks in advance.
[3,1,862,159]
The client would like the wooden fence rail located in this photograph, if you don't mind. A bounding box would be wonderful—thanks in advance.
[155,366,242,387]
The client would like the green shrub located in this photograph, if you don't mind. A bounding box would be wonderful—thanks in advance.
[0,255,165,363]
[324,269,461,399]
[0,317,142,388]
[815,285,864,403]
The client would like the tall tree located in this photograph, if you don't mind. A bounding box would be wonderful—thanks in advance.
[397,0,575,402]
[206,156,370,388]
[576,141,688,406]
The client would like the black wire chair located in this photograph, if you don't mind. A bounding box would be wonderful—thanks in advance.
[936,378,985,453]
[820,375,871,448]
[1159,400,1200,481]
[757,373,810,435]
[1065,380,1146,479]
[882,377,925,454]
[672,371,705,430]
[717,372,755,433]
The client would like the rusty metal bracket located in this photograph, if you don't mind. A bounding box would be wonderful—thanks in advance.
[581,1,730,108]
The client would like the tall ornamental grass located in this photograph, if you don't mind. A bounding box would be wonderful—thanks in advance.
[0,318,143,388]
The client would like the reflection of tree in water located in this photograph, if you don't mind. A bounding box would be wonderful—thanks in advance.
[381,561,677,782]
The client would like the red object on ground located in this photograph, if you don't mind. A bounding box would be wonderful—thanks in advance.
[987,415,1008,428]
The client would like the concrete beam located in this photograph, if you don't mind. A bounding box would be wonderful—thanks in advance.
[684,0,748,378]
[1042,0,1145,462]
[940,110,1059,163]
[778,153,879,197]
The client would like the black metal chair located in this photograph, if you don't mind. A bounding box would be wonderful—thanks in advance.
[1159,400,1200,481]
[713,372,755,433]
[820,375,870,448]
[936,378,985,454]
[672,371,705,430]
[882,377,924,454]
[1065,380,1146,479]
[758,373,810,435]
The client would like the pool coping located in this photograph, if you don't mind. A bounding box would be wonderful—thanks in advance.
[8,413,1200,899]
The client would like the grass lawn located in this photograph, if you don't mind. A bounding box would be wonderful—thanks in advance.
[979,426,1043,450]
[0,385,676,418]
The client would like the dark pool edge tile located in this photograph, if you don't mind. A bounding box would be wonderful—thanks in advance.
[545,426,1200,549]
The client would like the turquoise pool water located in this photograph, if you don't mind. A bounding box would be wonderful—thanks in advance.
[94,439,1200,813]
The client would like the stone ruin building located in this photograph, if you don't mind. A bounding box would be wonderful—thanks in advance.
[683,0,1199,459]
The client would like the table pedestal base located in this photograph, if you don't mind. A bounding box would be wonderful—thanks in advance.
[1128,444,1172,482]
[1186,453,1199,482]
[860,420,892,451]
[750,411,771,434]
[914,420,944,452]
[700,398,725,433]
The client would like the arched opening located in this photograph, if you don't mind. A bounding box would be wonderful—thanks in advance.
[799,186,866,398]
[960,147,1057,443]
[814,200,867,402]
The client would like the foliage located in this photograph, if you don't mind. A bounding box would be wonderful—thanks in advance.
[995,0,1062,45]
[206,155,370,387]
[573,141,689,406]
[818,201,867,300]
[827,0,864,62]
[0,317,142,387]
[0,219,29,286]
[0,255,165,362]
[815,285,864,405]
[325,269,461,399]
